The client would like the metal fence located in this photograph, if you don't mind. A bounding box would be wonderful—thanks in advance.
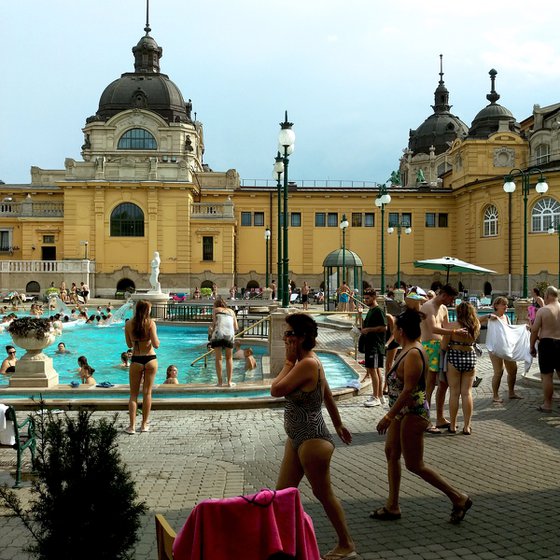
[150,303,270,339]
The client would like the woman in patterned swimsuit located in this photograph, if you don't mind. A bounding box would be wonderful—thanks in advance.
[374,309,472,524]
[271,313,356,560]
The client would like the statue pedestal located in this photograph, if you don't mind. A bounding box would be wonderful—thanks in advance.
[513,298,531,325]
[131,292,170,305]
[9,334,59,388]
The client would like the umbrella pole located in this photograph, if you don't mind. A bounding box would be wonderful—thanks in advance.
[446,267,450,283]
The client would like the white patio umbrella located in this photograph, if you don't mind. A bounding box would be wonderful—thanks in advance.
[413,256,496,283]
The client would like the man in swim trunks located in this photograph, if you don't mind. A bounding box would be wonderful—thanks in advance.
[301,281,310,310]
[530,285,560,413]
[420,284,463,432]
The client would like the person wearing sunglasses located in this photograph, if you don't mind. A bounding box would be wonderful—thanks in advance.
[0,346,17,374]
[271,313,356,560]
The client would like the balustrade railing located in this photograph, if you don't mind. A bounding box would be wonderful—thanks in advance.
[191,202,234,219]
[0,202,64,217]
[0,260,94,273]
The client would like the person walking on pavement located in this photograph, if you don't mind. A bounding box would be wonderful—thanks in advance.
[359,289,387,408]
[530,285,560,413]
[420,284,465,433]
[301,281,310,311]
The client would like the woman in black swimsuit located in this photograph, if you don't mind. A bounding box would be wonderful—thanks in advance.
[271,313,356,560]
[124,300,160,434]
[0,345,17,374]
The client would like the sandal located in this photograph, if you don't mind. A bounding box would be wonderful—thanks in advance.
[369,506,401,520]
[450,497,472,524]
[462,427,472,435]
[425,426,441,434]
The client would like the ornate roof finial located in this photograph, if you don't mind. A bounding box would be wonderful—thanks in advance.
[486,69,500,104]
[145,0,151,35]
[432,54,450,114]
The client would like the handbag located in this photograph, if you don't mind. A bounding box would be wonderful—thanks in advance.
[358,334,366,353]
[474,343,483,357]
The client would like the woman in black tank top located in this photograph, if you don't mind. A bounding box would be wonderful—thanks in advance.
[271,313,356,560]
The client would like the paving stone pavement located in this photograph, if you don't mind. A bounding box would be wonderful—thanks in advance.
[1,331,560,559]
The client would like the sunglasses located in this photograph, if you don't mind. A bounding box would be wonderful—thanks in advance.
[284,330,297,337]
[8,351,16,354]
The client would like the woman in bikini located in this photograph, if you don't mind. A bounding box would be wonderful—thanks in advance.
[375,309,472,523]
[271,313,356,560]
[124,299,160,434]
[441,302,480,434]
[209,297,238,387]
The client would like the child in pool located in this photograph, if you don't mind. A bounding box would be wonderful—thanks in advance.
[164,364,179,384]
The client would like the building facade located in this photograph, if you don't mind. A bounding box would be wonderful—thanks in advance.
[1,27,560,298]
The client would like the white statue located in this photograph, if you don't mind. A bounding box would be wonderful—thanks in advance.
[149,251,161,293]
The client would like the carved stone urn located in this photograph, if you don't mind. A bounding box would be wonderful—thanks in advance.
[7,318,59,388]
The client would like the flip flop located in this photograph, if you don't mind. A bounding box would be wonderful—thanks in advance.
[436,422,451,429]
[509,394,523,400]
[322,551,358,560]
[426,426,442,434]
[450,497,473,524]
[123,428,136,435]
[141,425,150,433]
[369,507,401,520]
[537,406,552,413]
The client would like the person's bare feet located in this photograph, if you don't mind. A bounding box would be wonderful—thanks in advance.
[492,396,504,403]
[509,393,523,400]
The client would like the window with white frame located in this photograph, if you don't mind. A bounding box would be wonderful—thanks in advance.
[535,143,550,165]
[532,197,560,232]
[483,205,498,237]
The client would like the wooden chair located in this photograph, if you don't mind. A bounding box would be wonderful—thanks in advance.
[0,406,37,488]
[155,514,176,560]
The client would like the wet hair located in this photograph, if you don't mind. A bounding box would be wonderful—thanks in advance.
[456,302,480,340]
[77,355,95,375]
[285,313,318,351]
[6,345,15,353]
[532,287,541,296]
[244,348,254,356]
[440,284,459,297]
[58,342,66,349]
[120,352,129,363]
[492,296,508,310]
[166,364,178,377]
[132,300,152,340]
[395,309,425,341]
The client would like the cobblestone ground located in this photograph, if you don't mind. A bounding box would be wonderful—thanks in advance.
[1,327,559,559]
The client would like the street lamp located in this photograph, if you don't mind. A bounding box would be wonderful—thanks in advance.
[548,221,560,288]
[273,152,284,300]
[277,111,295,308]
[264,227,271,288]
[387,221,411,291]
[340,214,349,285]
[375,183,392,294]
[503,168,548,298]
[80,240,89,260]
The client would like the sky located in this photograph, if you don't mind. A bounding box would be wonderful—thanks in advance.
[2,0,560,186]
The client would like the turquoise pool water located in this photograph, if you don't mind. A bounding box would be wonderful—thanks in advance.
[0,322,356,389]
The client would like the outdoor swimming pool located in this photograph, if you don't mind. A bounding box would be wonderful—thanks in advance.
[0,321,358,389]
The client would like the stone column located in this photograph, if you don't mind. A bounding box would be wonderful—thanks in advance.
[268,308,295,378]
[513,298,531,325]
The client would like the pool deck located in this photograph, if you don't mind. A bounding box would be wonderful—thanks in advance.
[1,327,560,559]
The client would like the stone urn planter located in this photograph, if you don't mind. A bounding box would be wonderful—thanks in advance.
[7,317,59,388]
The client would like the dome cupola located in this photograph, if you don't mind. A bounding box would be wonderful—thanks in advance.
[468,69,519,138]
[408,55,469,156]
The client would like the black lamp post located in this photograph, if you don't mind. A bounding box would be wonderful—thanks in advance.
[277,111,295,308]
[503,168,548,298]
[264,227,271,288]
[340,214,349,285]
[273,153,284,300]
[387,221,411,290]
[375,183,391,294]
[548,221,560,288]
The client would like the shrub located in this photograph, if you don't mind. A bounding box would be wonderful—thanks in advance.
[0,410,146,560]
[200,287,213,298]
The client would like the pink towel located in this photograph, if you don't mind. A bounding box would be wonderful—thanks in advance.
[173,487,321,560]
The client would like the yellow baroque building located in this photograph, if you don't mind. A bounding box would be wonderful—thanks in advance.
[1,29,560,298]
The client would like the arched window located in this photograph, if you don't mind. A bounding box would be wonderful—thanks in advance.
[483,204,498,237]
[532,197,560,232]
[535,143,550,165]
[117,128,156,150]
[110,203,145,237]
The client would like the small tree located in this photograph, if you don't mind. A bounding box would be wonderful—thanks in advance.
[0,410,146,560]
